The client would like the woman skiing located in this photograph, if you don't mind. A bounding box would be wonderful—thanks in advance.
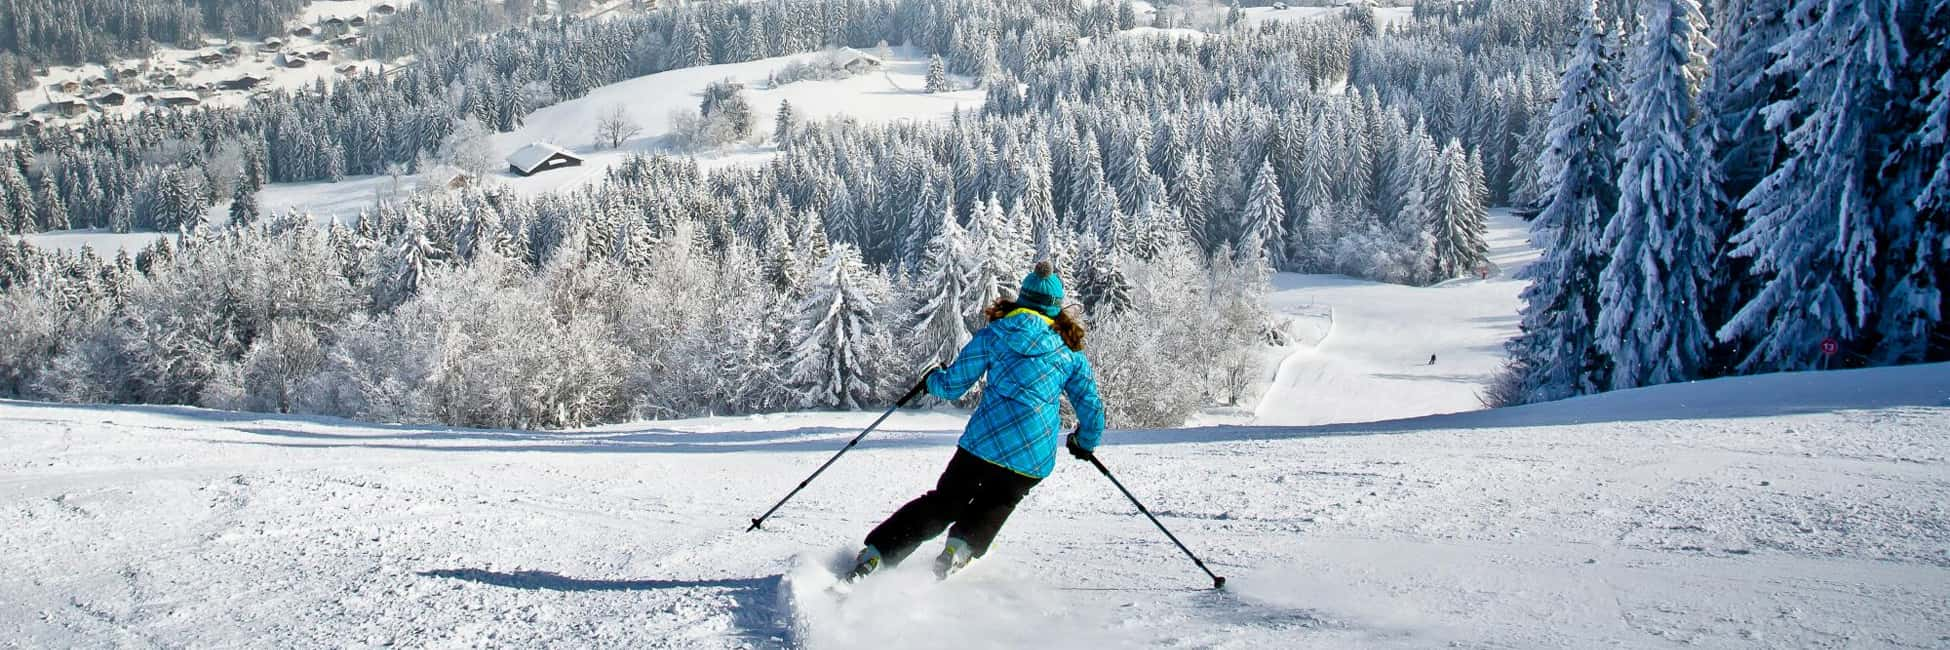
[849,261,1107,581]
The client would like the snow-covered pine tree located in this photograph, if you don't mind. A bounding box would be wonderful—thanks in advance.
[901,175,949,269]
[1696,0,1791,375]
[1075,232,1133,315]
[36,175,67,232]
[1510,3,1623,403]
[774,100,795,145]
[1240,157,1288,269]
[1171,151,1213,253]
[1426,140,1489,281]
[914,206,973,367]
[1721,0,1924,370]
[785,244,884,410]
[1595,0,1715,390]
[963,195,1012,317]
[1877,0,1949,363]
[229,174,261,227]
[926,54,950,93]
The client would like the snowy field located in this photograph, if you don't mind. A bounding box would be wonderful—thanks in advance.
[3,362,1946,648]
[483,45,985,196]
[1254,208,1539,426]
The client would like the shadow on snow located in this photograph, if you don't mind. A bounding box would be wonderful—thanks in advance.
[419,569,798,648]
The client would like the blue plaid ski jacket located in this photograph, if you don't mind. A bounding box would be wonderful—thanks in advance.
[927,309,1107,478]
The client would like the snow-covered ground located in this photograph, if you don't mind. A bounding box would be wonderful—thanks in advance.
[5,207,1948,646]
[485,46,984,197]
[3,361,1946,648]
[1254,208,1538,426]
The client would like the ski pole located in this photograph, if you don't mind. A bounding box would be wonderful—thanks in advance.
[1086,453,1227,590]
[746,376,931,532]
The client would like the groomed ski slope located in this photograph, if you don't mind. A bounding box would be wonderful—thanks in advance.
[3,362,1947,648]
[1253,208,1541,426]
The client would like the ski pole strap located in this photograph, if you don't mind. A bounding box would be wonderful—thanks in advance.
[1090,456,1227,590]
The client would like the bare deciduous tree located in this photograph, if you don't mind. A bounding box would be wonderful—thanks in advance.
[595,105,642,150]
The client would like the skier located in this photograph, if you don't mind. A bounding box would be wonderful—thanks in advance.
[848,261,1107,581]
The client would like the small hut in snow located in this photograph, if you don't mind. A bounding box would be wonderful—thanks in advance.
[833,47,884,74]
[506,143,583,176]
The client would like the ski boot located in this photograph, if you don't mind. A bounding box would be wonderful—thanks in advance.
[844,546,883,583]
[932,537,973,580]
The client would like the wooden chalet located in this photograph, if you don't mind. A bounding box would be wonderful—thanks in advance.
[506,143,584,176]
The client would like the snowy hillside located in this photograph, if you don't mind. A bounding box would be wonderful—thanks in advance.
[485,45,985,196]
[2,364,1945,647]
[1251,209,1539,426]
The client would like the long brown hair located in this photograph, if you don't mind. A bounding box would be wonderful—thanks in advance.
[985,298,1086,351]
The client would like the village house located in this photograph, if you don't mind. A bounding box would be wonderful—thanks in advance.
[150,91,202,108]
[49,98,90,117]
[373,3,397,15]
[834,47,885,74]
[90,90,128,107]
[506,143,584,177]
[292,25,316,38]
[219,74,267,91]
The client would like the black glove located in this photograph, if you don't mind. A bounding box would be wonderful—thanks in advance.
[1066,432,1094,461]
[905,364,946,402]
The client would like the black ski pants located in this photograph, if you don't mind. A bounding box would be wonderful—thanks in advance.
[864,448,1041,565]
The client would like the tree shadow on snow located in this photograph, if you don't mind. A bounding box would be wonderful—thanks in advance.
[1123,362,1950,445]
[211,425,960,455]
[420,569,797,648]
[419,568,775,592]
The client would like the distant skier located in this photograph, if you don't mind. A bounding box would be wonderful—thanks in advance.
[1429,354,1437,365]
[848,262,1107,581]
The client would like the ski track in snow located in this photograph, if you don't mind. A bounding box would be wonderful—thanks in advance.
[1255,209,1539,427]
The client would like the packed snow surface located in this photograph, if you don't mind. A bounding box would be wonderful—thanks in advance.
[1254,209,1539,426]
[3,360,1947,647]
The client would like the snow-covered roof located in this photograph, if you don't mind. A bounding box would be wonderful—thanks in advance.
[834,47,883,65]
[151,91,202,105]
[506,142,581,174]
